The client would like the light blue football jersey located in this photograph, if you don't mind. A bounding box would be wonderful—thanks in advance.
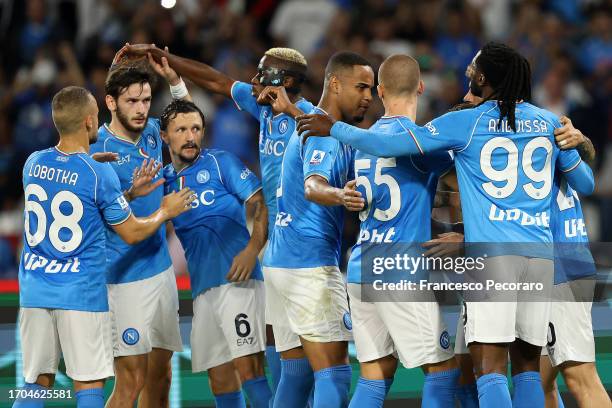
[90,119,171,284]
[332,101,587,253]
[263,107,354,269]
[551,174,596,283]
[19,147,131,311]
[163,149,263,298]
[231,81,314,236]
[347,116,454,283]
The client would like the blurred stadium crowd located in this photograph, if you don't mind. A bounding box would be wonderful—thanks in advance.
[0,0,610,277]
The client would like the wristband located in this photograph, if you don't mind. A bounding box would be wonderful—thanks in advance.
[170,79,189,99]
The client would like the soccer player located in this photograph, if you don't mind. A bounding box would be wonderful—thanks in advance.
[121,43,314,390]
[344,54,460,407]
[15,86,193,408]
[263,51,374,408]
[160,99,273,408]
[90,56,192,408]
[540,118,610,408]
[297,42,596,407]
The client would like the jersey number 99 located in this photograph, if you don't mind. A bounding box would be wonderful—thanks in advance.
[24,183,84,253]
[480,136,553,200]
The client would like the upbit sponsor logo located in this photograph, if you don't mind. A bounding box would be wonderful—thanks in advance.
[23,253,80,273]
[565,218,587,238]
[259,138,285,156]
[488,203,550,227]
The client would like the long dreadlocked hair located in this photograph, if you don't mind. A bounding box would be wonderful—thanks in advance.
[476,42,532,132]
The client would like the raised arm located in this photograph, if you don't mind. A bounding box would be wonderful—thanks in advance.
[123,44,235,97]
[297,111,469,158]
[112,188,194,244]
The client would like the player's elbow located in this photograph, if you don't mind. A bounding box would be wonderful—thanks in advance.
[120,233,140,245]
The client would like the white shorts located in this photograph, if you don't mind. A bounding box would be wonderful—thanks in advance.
[543,280,596,367]
[347,284,453,368]
[464,256,553,347]
[19,308,114,383]
[454,303,469,355]
[191,280,266,372]
[263,266,352,351]
[108,266,182,357]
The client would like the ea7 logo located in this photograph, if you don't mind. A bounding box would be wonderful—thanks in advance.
[310,150,326,165]
[236,337,255,346]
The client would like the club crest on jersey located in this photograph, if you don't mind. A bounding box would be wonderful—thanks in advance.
[278,118,289,134]
[440,330,450,349]
[197,170,210,184]
[310,150,326,165]
[122,328,140,345]
[343,312,352,331]
[147,134,157,148]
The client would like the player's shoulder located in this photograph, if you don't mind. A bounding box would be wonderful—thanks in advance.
[24,147,54,166]
[519,102,560,126]
[296,98,316,114]
[204,148,243,168]
[145,117,161,133]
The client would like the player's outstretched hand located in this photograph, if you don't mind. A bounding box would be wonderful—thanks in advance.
[555,116,584,149]
[227,247,258,282]
[124,43,163,60]
[343,179,365,211]
[296,114,336,140]
[161,187,195,219]
[126,159,165,201]
[422,232,464,258]
[148,46,180,86]
[91,152,118,163]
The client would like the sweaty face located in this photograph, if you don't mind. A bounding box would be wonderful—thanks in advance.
[114,82,152,133]
[166,112,204,165]
[337,65,374,124]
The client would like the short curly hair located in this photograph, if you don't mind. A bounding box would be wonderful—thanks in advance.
[160,99,206,131]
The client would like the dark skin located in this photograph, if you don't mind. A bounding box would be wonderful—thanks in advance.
[118,44,305,116]
[266,63,374,368]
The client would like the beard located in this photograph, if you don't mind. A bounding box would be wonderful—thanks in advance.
[116,106,147,133]
[177,143,200,164]
[469,80,483,98]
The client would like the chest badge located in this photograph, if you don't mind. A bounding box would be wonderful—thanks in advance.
[278,118,289,134]
[197,170,210,184]
[147,134,157,148]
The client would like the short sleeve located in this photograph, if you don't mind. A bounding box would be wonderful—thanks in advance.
[230,81,262,120]
[557,149,582,173]
[216,152,262,202]
[303,136,340,182]
[96,163,132,225]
